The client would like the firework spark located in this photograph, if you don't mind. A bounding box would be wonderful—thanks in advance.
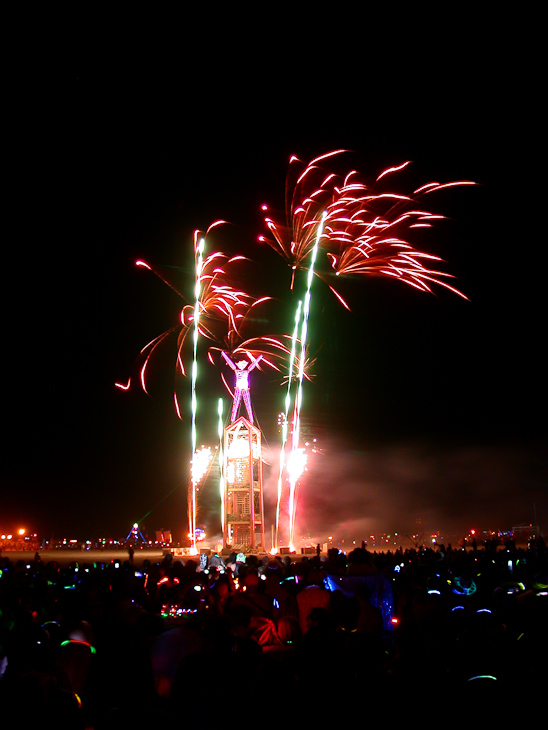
[190,445,214,487]
[258,150,350,298]
[188,444,215,549]
[118,248,306,416]
[259,153,475,307]
[322,164,475,299]
[117,235,260,414]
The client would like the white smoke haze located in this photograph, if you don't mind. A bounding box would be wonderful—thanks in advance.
[261,435,547,548]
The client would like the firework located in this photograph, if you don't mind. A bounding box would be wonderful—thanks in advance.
[322,162,475,299]
[118,253,303,417]
[188,445,215,548]
[118,152,474,554]
[259,154,344,549]
[117,243,257,413]
[118,222,309,552]
[190,445,214,486]
[209,322,317,409]
[261,153,474,551]
[275,300,302,548]
[259,154,474,307]
[260,153,348,549]
[259,150,349,298]
[287,211,326,549]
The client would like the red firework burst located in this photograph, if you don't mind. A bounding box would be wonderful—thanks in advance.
[259,154,475,305]
[324,161,475,299]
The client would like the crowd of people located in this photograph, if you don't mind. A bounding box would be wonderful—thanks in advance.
[0,539,546,727]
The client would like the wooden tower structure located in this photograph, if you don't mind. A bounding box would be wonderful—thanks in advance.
[222,416,265,552]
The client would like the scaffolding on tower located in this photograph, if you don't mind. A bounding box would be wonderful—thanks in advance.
[222,416,265,552]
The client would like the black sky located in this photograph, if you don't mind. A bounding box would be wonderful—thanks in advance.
[3,13,546,545]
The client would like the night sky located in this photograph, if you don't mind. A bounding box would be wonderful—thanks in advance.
[3,13,546,546]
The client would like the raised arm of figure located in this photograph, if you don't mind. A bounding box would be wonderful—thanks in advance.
[247,353,263,372]
[222,351,236,370]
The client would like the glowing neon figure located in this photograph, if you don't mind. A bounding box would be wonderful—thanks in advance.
[222,351,263,423]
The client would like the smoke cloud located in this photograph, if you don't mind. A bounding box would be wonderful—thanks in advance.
[261,436,547,548]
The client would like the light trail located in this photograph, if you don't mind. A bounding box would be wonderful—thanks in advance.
[274,299,302,551]
[189,236,205,554]
[287,210,326,550]
[218,398,225,535]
